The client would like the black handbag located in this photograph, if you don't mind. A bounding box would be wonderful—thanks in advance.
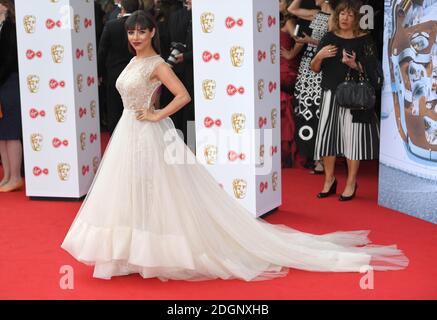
[335,68,376,111]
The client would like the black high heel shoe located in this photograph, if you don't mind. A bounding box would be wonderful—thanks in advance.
[339,184,358,201]
[317,178,337,198]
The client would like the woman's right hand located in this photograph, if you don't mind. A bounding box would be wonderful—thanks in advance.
[317,45,338,60]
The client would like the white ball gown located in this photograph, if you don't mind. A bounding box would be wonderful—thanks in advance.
[61,55,408,280]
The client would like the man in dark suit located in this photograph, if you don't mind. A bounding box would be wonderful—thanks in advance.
[98,0,139,134]
[165,0,194,147]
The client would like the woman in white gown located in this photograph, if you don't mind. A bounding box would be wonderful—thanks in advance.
[61,11,408,281]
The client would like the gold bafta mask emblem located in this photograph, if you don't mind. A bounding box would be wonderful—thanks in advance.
[270,44,277,64]
[27,75,40,93]
[258,79,265,100]
[256,12,263,32]
[271,108,278,128]
[232,179,247,199]
[272,171,278,191]
[80,132,86,150]
[200,12,215,33]
[51,45,64,64]
[92,156,99,174]
[204,145,217,165]
[90,100,97,118]
[74,15,80,33]
[54,104,67,123]
[259,144,265,166]
[30,133,43,152]
[230,46,244,67]
[57,163,71,181]
[231,113,246,134]
[23,15,36,34]
[202,80,216,100]
[87,43,93,61]
[77,74,83,92]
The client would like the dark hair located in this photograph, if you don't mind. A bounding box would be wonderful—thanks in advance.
[125,10,161,55]
[332,0,364,36]
[280,0,295,28]
[120,0,140,14]
[0,0,16,24]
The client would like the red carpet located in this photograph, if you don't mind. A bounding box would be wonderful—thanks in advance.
[0,132,436,300]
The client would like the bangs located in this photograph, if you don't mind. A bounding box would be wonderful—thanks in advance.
[125,11,155,31]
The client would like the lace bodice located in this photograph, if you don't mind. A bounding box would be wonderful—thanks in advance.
[116,55,165,111]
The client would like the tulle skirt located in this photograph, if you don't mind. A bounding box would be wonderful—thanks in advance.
[61,109,408,281]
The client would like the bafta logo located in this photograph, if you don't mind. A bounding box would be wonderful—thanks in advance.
[204,145,218,165]
[77,74,83,92]
[90,100,97,118]
[202,80,216,100]
[230,46,244,67]
[258,79,265,100]
[80,132,86,151]
[54,104,67,123]
[30,133,43,152]
[271,108,278,128]
[51,45,64,64]
[27,75,40,93]
[231,113,246,134]
[270,44,277,64]
[23,15,36,33]
[74,15,80,33]
[259,144,265,166]
[272,171,278,191]
[256,12,263,33]
[232,179,247,199]
[57,163,71,181]
[92,156,99,174]
[200,12,215,33]
[87,43,94,61]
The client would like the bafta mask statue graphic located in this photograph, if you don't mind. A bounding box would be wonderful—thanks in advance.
[80,132,86,151]
[77,74,83,92]
[54,104,67,123]
[232,179,247,199]
[30,133,43,152]
[87,43,94,61]
[204,145,218,165]
[258,79,265,100]
[271,108,278,128]
[27,75,40,93]
[74,14,80,33]
[93,156,99,174]
[57,163,71,181]
[256,11,263,32]
[231,113,246,134]
[23,15,36,34]
[202,79,216,100]
[272,171,278,191]
[230,46,245,67]
[90,100,97,118]
[270,44,277,64]
[51,45,64,64]
[388,0,437,161]
[200,12,215,33]
[259,144,265,166]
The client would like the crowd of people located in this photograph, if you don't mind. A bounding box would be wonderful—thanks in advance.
[0,0,384,201]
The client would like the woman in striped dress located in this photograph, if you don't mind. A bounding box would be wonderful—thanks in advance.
[311,0,381,201]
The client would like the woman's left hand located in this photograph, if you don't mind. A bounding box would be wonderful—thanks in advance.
[136,108,160,122]
[341,49,359,70]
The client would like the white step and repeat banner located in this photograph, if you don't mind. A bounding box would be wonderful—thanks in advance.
[192,0,281,217]
[16,0,100,198]
[379,0,437,223]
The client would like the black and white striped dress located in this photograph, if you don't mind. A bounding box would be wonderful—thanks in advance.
[313,32,380,161]
[314,90,379,160]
